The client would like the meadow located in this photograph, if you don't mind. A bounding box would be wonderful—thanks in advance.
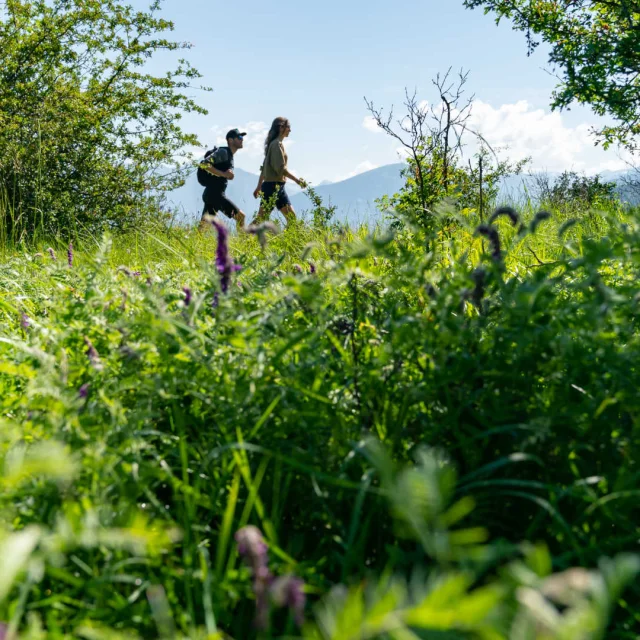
[1,195,639,639]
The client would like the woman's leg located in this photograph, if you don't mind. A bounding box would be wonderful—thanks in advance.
[250,205,269,226]
[279,205,296,227]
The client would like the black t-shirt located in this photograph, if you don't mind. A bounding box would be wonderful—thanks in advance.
[206,146,234,192]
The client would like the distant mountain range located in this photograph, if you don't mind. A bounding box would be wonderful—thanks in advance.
[166,163,638,225]
[166,163,407,225]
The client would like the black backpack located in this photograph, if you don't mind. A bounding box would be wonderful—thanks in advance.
[197,147,231,187]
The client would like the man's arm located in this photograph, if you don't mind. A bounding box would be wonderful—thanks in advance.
[202,148,234,180]
[204,165,234,180]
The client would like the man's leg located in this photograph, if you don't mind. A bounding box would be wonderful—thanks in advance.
[199,201,214,232]
[217,193,248,233]
[235,210,247,233]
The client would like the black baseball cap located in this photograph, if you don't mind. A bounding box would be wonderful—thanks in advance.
[226,128,247,140]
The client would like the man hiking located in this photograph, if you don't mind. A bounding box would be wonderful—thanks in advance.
[198,128,247,232]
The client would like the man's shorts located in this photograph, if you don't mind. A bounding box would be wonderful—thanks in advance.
[260,181,291,211]
[202,187,240,219]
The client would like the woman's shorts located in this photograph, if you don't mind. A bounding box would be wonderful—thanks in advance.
[260,181,291,211]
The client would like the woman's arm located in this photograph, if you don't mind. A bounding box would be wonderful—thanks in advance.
[269,142,287,177]
[253,169,264,199]
[271,143,305,186]
[284,169,306,187]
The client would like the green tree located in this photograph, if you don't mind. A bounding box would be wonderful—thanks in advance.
[531,170,618,211]
[368,71,526,232]
[463,0,640,151]
[379,143,525,232]
[0,0,207,240]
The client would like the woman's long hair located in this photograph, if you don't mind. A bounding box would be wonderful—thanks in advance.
[264,117,289,155]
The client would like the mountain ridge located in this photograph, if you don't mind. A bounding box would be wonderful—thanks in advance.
[166,163,407,225]
[166,162,638,224]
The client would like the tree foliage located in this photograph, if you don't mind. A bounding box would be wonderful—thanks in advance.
[367,71,526,231]
[0,0,207,239]
[463,0,640,151]
[531,170,618,212]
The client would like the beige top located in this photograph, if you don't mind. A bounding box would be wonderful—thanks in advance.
[261,139,288,182]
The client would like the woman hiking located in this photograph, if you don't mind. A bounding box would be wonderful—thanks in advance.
[251,117,306,227]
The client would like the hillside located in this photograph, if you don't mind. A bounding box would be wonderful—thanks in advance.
[166,164,407,224]
[289,163,406,224]
[167,162,638,226]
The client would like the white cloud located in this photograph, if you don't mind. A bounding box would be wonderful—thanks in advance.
[592,147,638,173]
[363,116,383,134]
[466,100,609,173]
[210,121,269,160]
[362,100,637,177]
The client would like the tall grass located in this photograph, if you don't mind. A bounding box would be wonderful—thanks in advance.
[0,200,639,638]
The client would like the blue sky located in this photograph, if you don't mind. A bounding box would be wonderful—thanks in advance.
[147,0,632,183]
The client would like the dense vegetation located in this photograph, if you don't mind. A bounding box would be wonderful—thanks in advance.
[0,0,206,242]
[2,0,640,638]
[1,196,640,638]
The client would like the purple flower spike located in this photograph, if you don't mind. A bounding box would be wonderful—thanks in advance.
[183,286,192,307]
[211,218,229,269]
[293,263,303,274]
[235,526,273,630]
[21,313,30,329]
[210,218,242,294]
[78,383,90,399]
[248,221,279,250]
[270,576,306,628]
[67,241,74,268]
[309,262,316,274]
[83,337,103,371]
[476,224,502,262]
[47,247,57,261]
[0,622,8,640]
[118,266,141,278]
[235,526,269,573]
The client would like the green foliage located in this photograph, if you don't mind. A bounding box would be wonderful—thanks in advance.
[306,443,640,640]
[367,71,527,233]
[380,145,526,230]
[463,0,640,150]
[304,184,338,231]
[0,0,206,241]
[1,203,640,637]
[532,171,618,213]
